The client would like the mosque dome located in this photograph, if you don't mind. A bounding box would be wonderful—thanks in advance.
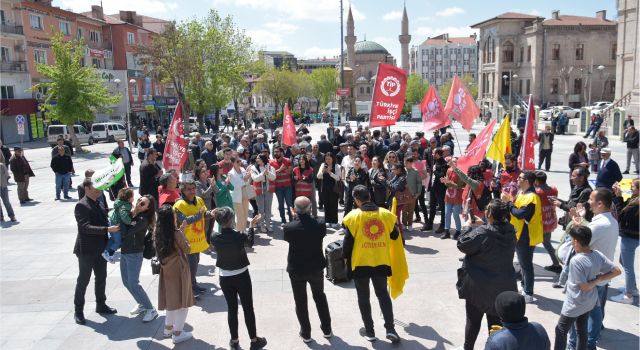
[353,40,389,55]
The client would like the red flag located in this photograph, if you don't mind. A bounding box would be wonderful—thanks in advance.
[282,103,296,146]
[456,118,497,173]
[162,101,188,171]
[519,95,538,170]
[444,75,480,131]
[420,85,450,131]
[369,63,407,128]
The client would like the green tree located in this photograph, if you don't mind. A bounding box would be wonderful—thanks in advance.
[255,68,296,115]
[405,73,429,105]
[35,32,120,150]
[438,74,479,105]
[438,79,453,103]
[309,67,339,113]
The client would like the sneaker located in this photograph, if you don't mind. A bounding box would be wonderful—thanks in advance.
[192,288,202,298]
[101,251,111,263]
[386,329,400,344]
[172,331,193,344]
[229,339,240,350]
[440,232,451,239]
[299,332,312,343]
[249,336,267,350]
[163,327,173,338]
[609,293,634,304]
[522,293,535,304]
[55,197,60,201]
[64,196,72,200]
[544,265,563,274]
[130,304,145,315]
[359,327,377,342]
[142,309,158,322]
[623,170,630,174]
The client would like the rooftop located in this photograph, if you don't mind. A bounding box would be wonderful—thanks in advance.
[421,34,477,46]
[543,15,616,27]
[471,12,544,28]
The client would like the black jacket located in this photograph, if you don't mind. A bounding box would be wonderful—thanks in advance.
[614,195,639,239]
[457,222,518,314]
[317,139,333,155]
[283,214,327,274]
[139,160,160,200]
[432,158,448,189]
[50,154,73,174]
[559,183,592,214]
[120,216,150,254]
[73,196,109,256]
[624,131,639,149]
[211,227,255,271]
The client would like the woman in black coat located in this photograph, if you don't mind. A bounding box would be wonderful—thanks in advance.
[567,141,589,189]
[456,199,517,350]
[368,156,387,208]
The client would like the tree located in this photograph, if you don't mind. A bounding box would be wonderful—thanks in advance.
[405,73,429,106]
[309,67,339,113]
[438,74,478,103]
[438,79,453,103]
[255,68,296,115]
[35,32,120,150]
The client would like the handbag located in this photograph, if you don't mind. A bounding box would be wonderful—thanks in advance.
[142,230,155,260]
[242,185,257,200]
[150,257,160,275]
[333,179,344,196]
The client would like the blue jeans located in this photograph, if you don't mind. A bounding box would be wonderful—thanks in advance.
[55,172,70,198]
[515,228,535,295]
[569,284,608,349]
[120,252,153,310]
[620,236,639,295]
[275,186,293,222]
[444,203,462,231]
[106,231,122,254]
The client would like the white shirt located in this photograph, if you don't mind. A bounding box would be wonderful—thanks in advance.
[341,155,355,184]
[228,167,247,203]
[587,211,619,285]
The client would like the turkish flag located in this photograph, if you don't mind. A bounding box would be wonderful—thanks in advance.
[444,75,480,131]
[282,103,296,146]
[420,85,450,131]
[456,118,497,173]
[519,95,538,170]
[163,101,188,171]
[369,63,407,128]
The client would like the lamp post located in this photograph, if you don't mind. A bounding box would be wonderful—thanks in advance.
[587,65,605,106]
[114,78,136,152]
[502,72,518,109]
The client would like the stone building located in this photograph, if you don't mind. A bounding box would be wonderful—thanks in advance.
[615,0,639,118]
[472,10,617,111]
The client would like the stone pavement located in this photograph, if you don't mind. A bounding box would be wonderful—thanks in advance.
[0,120,638,350]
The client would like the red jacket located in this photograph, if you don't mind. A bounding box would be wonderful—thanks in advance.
[269,157,292,188]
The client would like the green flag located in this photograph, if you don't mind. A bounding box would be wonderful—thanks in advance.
[92,158,125,190]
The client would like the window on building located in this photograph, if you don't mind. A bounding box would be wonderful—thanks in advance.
[29,14,43,30]
[59,21,70,35]
[526,79,531,95]
[552,44,560,60]
[0,10,5,25]
[359,87,364,94]
[611,43,617,60]
[90,31,101,42]
[519,47,524,62]
[34,49,46,64]
[575,43,584,60]
[366,86,371,94]
[551,78,559,94]
[155,85,160,96]
[0,47,9,62]
[132,83,138,97]
[527,45,531,62]
[502,41,514,63]
[77,28,83,40]
[1,86,14,99]
[518,79,523,94]
[91,58,101,68]
[573,78,582,94]
[127,32,135,45]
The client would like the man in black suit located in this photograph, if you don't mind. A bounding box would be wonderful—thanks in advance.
[317,135,333,155]
[113,139,134,187]
[538,125,554,171]
[596,148,622,189]
[252,134,270,155]
[73,178,119,325]
[139,148,161,202]
[283,197,332,342]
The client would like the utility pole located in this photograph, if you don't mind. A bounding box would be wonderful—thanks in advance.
[340,0,344,125]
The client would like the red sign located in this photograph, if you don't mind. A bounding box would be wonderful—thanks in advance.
[444,75,480,131]
[88,48,104,58]
[456,118,497,173]
[368,63,407,128]
[336,88,350,97]
[519,95,538,171]
[162,101,188,171]
[282,103,297,146]
[420,85,450,131]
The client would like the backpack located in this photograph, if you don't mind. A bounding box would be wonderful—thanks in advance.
[473,185,492,211]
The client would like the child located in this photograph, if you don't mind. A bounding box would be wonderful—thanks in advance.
[102,188,135,263]
[588,143,599,172]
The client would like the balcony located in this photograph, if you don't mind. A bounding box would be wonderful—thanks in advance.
[1,23,24,35]
[0,60,28,73]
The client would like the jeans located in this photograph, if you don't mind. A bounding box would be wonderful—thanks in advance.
[106,231,122,255]
[555,312,589,350]
[569,284,608,349]
[55,172,71,198]
[620,236,639,294]
[188,253,200,288]
[539,149,552,171]
[255,192,273,230]
[220,270,257,340]
[74,254,107,313]
[0,186,15,219]
[444,203,462,231]
[464,300,501,350]
[275,186,293,222]
[120,252,153,310]
[353,276,395,333]
[626,147,639,172]
[289,271,332,338]
[515,228,535,295]
[543,232,560,266]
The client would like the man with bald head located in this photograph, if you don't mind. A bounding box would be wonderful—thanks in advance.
[283,197,332,342]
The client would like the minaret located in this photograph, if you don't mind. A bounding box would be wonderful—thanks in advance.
[399,4,411,71]
[345,6,356,68]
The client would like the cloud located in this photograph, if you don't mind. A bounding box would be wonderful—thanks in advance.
[301,47,340,59]
[413,26,475,40]
[435,7,465,17]
[213,0,365,22]
[382,11,402,21]
[263,20,299,33]
[246,28,285,47]
[56,0,178,16]
[416,16,432,22]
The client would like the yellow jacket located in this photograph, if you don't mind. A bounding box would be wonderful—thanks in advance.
[510,190,543,246]
[343,207,397,269]
[173,197,209,254]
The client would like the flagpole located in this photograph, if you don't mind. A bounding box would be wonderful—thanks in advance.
[448,117,464,155]
[519,95,532,169]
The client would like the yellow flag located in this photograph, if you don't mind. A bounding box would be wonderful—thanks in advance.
[388,197,409,299]
[486,115,512,168]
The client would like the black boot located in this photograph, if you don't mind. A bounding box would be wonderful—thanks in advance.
[435,226,445,234]
[453,230,461,240]
[74,312,86,325]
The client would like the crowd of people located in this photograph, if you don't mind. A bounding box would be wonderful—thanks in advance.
[0,115,638,349]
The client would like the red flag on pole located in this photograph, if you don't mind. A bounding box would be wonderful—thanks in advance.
[163,101,188,171]
[456,118,497,173]
[282,102,296,146]
[420,85,450,131]
[444,75,480,131]
[369,63,407,128]
[519,95,538,170]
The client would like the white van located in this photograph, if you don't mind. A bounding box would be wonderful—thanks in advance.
[188,117,198,132]
[47,125,94,146]
[91,122,127,142]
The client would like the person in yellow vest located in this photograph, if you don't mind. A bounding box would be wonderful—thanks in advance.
[342,185,401,344]
[501,171,543,304]
[173,179,214,298]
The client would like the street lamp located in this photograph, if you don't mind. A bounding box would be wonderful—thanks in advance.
[586,64,605,106]
[502,72,518,109]
[114,78,136,152]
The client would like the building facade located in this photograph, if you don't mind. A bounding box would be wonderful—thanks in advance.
[472,11,617,111]
[615,0,639,117]
[409,33,478,88]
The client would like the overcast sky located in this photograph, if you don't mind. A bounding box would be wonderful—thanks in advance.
[55,0,617,62]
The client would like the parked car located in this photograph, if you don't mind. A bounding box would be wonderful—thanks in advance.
[540,105,580,120]
[188,117,198,132]
[591,101,612,110]
[91,122,127,142]
[47,124,94,146]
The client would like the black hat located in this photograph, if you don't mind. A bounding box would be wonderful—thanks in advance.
[13,146,22,151]
[495,291,526,323]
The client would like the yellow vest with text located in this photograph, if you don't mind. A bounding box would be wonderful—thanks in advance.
[343,207,397,270]
[510,191,543,246]
[173,197,209,254]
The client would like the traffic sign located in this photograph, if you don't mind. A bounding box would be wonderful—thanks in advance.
[15,115,25,125]
[17,123,25,135]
